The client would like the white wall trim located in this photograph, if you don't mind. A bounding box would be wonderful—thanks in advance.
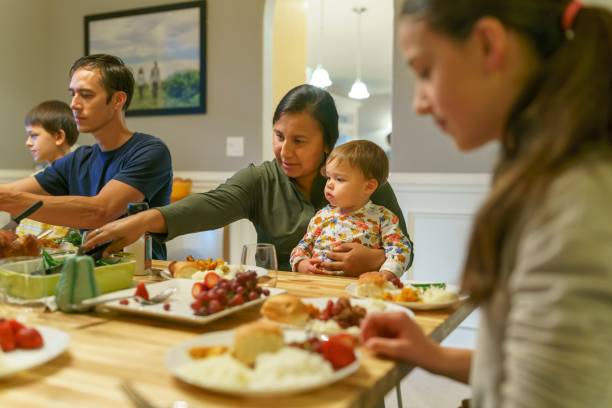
[0,169,33,184]
[173,170,234,193]
[0,169,490,192]
[389,172,491,194]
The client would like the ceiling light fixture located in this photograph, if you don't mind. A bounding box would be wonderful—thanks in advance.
[309,0,332,88]
[348,6,370,99]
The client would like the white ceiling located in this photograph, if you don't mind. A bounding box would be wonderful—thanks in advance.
[306,0,394,95]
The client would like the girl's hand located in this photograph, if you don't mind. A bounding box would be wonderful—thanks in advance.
[361,311,440,367]
[362,311,473,383]
[321,243,386,277]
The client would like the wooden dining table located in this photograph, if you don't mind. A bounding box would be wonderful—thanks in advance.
[0,261,475,408]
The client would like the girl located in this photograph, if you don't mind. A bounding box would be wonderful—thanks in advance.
[362,1,612,407]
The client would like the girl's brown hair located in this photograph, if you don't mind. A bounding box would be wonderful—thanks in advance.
[401,1,612,303]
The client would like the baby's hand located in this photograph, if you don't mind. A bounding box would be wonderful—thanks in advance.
[380,270,403,288]
[297,258,323,274]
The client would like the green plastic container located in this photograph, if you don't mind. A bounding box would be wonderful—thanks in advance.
[0,255,135,300]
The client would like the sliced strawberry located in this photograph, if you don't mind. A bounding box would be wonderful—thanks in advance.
[0,321,16,352]
[321,333,356,370]
[8,319,25,335]
[191,282,206,299]
[134,282,149,301]
[204,272,220,289]
[15,327,44,349]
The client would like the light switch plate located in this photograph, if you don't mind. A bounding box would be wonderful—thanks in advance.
[226,136,244,157]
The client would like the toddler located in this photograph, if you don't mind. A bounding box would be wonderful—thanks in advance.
[290,140,413,281]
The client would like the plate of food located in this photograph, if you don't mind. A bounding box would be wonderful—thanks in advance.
[260,294,414,337]
[166,320,360,397]
[0,321,70,378]
[97,270,285,325]
[160,256,268,281]
[345,272,464,310]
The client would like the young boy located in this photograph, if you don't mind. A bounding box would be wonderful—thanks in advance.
[290,140,413,281]
[17,100,79,238]
[24,100,79,169]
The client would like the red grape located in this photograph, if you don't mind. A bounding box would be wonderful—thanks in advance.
[248,291,259,301]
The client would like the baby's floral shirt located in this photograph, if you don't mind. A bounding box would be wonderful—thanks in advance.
[290,201,413,276]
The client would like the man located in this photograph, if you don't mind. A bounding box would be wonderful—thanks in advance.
[0,54,172,259]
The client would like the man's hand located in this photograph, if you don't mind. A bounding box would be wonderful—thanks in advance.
[319,243,386,277]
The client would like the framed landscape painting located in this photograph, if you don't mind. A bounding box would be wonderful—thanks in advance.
[85,1,206,116]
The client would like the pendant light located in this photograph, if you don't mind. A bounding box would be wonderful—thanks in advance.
[348,6,370,99]
[309,0,332,88]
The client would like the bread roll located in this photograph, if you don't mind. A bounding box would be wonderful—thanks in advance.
[260,294,310,327]
[356,271,387,299]
[233,321,284,366]
[168,261,199,278]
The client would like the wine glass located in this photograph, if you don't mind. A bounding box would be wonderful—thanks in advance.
[240,243,278,288]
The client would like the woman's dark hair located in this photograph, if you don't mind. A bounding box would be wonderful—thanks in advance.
[401,1,612,303]
[273,84,339,150]
[24,100,79,146]
[69,54,135,111]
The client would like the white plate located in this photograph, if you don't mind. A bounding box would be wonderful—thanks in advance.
[159,264,268,280]
[345,281,464,310]
[99,279,285,325]
[301,297,414,320]
[0,325,70,378]
[166,329,359,397]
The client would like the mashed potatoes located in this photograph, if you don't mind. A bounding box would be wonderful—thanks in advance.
[421,287,459,304]
[178,346,334,391]
[252,347,333,389]
[178,354,252,388]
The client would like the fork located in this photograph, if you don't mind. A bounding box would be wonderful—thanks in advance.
[120,381,191,408]
[120,381,158,408]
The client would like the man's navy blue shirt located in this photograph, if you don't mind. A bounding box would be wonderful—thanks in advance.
[35,132,172,259]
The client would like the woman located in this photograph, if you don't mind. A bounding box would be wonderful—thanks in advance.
[362,1,612,407]
[85,85,412,274]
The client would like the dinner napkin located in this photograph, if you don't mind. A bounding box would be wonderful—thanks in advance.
[55,255,99,313]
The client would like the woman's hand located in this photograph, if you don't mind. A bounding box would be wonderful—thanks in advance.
[320,243,386,277]
[361,312,440,366]
[83,209,166,256]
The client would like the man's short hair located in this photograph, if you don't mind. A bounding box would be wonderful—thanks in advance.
[69,54,135,111]
[24,100,79,146]
[327,140,389,186]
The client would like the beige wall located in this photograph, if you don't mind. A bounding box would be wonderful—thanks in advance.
[390,0,612,173]
[390,0,498,173]
[272,0,307,108]
[3,0,610,174]
[0,0,265,172]
[0,0,52,169]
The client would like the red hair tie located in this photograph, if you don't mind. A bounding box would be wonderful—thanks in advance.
[562,0,583,39]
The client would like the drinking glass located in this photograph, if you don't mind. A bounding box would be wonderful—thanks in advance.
[0,260,37,320]
[240,243,278,288]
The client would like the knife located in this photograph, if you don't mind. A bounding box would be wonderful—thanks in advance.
[1,200,44,231]
[77,240,114,262]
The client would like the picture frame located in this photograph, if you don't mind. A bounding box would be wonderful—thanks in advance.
[85,1,206,116]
